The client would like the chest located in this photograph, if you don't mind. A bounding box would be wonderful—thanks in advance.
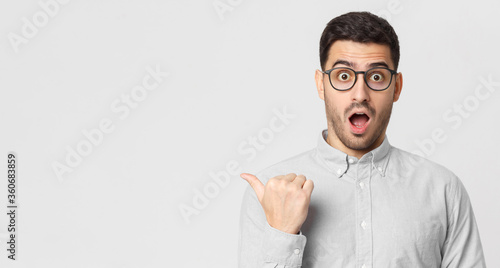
[301,175,447,267]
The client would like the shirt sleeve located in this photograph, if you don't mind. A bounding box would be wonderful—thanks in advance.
[238,182,307,268]
[441,176,486,268]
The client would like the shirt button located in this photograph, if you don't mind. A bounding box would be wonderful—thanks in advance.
[348,158,354,164]
[377,167,383,172]
[359,181,365,189]
[361,221,367,229]
[294,248,300,255]
[361,264,367,268]
[337,169,342,175]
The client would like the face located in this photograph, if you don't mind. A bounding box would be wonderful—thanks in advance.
[315,40,403,158]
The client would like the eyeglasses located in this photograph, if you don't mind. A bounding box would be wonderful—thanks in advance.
[322,67,397,91]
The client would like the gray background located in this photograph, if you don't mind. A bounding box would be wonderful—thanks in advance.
[0,0,499,267]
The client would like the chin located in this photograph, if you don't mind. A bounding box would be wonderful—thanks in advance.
[344,131,380,151]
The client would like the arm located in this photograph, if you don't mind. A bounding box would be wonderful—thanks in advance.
[239,185,307,268]
[238,173,312,268]
[441,177,486,268]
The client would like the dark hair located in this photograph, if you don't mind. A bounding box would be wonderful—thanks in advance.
[319,12,400,71]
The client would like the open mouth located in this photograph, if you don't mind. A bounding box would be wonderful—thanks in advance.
[348,112,370,134]
[349,113,369,128]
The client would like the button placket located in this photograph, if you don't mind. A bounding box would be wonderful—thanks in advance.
[355,161,373,268]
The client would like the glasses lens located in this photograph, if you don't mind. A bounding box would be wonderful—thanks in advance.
[366,68,392,90]
[330,68,355,90]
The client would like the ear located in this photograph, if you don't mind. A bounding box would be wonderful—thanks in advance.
[393,72,403,102]
[315,69,325,101]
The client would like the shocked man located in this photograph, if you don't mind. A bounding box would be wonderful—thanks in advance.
[238,11,486,267]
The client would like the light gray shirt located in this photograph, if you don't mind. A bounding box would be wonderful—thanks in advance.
[238,129,486,267]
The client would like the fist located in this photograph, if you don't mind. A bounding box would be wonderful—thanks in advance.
[241,173,314,234]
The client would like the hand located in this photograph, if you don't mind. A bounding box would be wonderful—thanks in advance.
[241,173,314,234]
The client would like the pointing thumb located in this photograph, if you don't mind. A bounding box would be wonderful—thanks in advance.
[240,173,265,202]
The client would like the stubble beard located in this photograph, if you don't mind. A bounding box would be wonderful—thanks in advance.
[325,97,393,151]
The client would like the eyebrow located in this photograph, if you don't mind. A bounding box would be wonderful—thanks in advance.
[331,60,352,68]
[368,61,390,68]
[331,60,390,69]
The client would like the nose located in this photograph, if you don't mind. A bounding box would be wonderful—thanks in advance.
[351,73,370,103]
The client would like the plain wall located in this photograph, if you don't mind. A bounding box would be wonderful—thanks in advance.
[0,0,498,267]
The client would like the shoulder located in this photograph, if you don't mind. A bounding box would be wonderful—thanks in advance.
[387,146,460,184]
[254,148,317,184]
[387,146,469,207]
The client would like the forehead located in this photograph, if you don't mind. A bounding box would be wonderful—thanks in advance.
[327,40,393,69]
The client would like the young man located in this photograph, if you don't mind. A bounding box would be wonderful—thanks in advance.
[238,12,486,268]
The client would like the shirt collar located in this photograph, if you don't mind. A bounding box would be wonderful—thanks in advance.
[316,129,392,178]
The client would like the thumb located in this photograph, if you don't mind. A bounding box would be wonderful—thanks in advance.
[240,173,265,202]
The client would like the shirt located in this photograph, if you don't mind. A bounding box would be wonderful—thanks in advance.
[238,129,486,268]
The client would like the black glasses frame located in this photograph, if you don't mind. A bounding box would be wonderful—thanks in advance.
[322,67,398,91]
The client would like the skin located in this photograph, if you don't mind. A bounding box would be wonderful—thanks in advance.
[315,40,403,159]
[241,40,403,234]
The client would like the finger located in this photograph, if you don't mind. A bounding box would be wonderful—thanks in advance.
[282,173,297,182]
[292,174,307,187]
[240,173,265,202]
[273,175,285,180]
[303,179,314,195]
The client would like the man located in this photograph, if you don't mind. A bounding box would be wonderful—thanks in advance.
[238,12,486,268]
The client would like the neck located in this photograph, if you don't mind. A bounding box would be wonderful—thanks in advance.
[326,128,386,159]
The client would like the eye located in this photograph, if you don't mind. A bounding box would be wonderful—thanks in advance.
[337,72,351,81]
[369,73,384,82]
